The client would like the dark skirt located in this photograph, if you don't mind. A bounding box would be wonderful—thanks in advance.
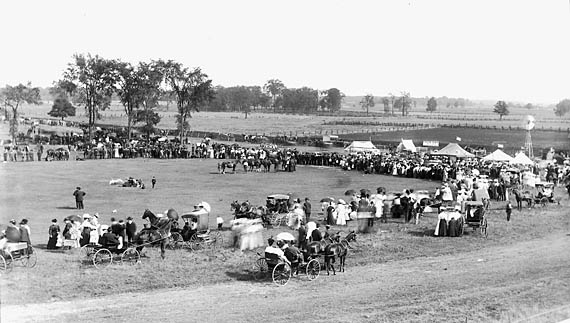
[47,235,58,249]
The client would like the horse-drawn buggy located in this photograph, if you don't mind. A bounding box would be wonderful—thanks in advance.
[252,232,321,286]
[78,242,140,269]
[462,201,488,238]
[0,242,37,273]
[514,182,558,208]
[180,206,223,251]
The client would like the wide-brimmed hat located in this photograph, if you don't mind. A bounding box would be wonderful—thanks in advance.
[9,219,16,224]
[338,199,346,205]
[126,216,133,220]
[100,224,109,231]
[83,214,91,219]
[20,219,28,225]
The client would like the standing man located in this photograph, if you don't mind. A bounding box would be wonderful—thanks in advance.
[303,197,312,223]
[125,217,137,245]
[73,187,86,210]
[151,176,157,189]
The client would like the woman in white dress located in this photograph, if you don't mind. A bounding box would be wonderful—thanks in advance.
[336,200,347,226]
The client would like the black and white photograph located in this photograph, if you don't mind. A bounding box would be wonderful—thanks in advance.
[1,1,569,322]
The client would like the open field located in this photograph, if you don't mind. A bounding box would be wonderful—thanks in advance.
[1,158,570,322]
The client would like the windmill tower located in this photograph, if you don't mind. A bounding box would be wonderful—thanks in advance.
[524,115,535,158]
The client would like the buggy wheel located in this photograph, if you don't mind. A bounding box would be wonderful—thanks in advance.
[78,245,93,263]
[482,218,488,238]
[93,249,113,269]
[272,214,282,229]
[211,231,223,249]
[272,263,292,286]
[167,233,183,250]
[252,257,268,280]
[0,253,12,274]
[306,259,320,281]
[121,248,140,265]
[189,234,203,251]
[22,247,37,268]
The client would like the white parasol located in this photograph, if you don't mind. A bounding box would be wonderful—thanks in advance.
[275,232,295,242]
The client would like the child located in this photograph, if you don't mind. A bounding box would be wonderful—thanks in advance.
[216,216,224,230]
[506,201,513,222]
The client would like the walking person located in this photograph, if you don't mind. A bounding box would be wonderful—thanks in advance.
[125,216,137,245]
[303,198,311,223]
[73,186,86,210]
[47,219,60,249]
[506,200,513,222]
[151,176,156,189]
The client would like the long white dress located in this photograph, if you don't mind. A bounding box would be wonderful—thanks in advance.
[336,204,346,226]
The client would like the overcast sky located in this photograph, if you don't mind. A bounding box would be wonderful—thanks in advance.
[1,0,569,103]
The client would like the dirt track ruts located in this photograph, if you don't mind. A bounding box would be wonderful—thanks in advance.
[2,233,570,323]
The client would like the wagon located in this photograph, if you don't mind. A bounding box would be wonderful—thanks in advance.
[266,194,294,228]
[181,209,223,251]
[78,243,140,269]
[462,201,488,238]
[534,183,557,205]
[0,242,37,273]
[252,251,320,286]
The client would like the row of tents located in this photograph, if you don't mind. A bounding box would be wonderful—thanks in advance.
[344,140,535,165]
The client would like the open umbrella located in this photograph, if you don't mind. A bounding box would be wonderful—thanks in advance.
[320,197,335,203]
[275,232,295,242]
[166,208,179,219]
[197,201,211,213]
[344,189,356,196]
[65,214,82,222]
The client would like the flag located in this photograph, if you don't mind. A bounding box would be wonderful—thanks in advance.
[456,137,462,142]
[497,144,504,148]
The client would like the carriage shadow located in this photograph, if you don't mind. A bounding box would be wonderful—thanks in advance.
[56,206,79,210]
[406,229,435,237]
[225,270,267,284]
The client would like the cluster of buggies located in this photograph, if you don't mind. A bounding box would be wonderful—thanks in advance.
[0,242,37,273]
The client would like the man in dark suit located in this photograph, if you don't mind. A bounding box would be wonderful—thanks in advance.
[73,187,86,210]
[297,222,307,251]
[310,224,322,242]
[125,217,137,244]
[303,198,312,223]
[99,225,119,249]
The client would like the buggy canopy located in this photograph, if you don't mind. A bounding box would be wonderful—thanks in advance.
[344,141,380,154]
[510,152,534,166]
[482,149,514,162]
[396,139,416,153]
[431,143,475,158]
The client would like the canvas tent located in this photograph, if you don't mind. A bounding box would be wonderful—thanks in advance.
[344,141,380,154]
[482,149,514,163]
[431,143,475,158]
[510,152,534,165]
[396,139,416,153]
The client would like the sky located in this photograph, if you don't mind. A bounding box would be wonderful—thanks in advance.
[1,0,569,103]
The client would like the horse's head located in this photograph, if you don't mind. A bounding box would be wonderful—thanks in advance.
[230,201,240,211]
[142,209,156,222]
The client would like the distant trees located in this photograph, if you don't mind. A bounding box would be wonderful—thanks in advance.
[554,99,570,117]
[426,97,437,113]
[282,87,318,113]
[381,97,390,114]
[3,82,42,143]
[394,92,412,116]
[359,94,375,116]
[319,88,344,112]
[493,100,509,120]
[48,96,75,121]
[263,79,286,111]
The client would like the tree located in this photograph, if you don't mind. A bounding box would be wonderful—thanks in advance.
[263,79,286,112]
[134,108,161,140]
[48,96,76,120]
[426,97,437,113]
[359,94,375,116]
[158,60,214,143]
[493,100,509,120]
[381,97,390,114]
[3,82,42,143]
[554,99,570,117]
[394,92,412,116]
[319,88,344,112]
[60,53,116,142]
[282,87,319,113]
[524,103,534,110]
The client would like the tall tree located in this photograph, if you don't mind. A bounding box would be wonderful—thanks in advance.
[426,97,437,113]
[134,109,161,140]
[381,97,390,114]
[493,100,509,120]
[319,88,344,112]
[554,99,570,117]
[3,82,42,143]
[60,54,116,142]
[263,79,286,112]
[48,96,76,120]
[394,92,412,116]
[360,94,375,116]
[158,60,214,143]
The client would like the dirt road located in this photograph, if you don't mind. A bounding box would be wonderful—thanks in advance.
[3,234,570,323]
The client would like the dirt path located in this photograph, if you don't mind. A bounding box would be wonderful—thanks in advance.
[3,233,570,323]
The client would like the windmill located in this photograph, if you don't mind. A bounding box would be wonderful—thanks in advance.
[524,115,535,158]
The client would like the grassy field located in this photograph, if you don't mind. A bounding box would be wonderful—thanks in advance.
[1,158,570,322]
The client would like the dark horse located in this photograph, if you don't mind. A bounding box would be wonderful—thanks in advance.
[323,231,357,275]
[138,209,179,259]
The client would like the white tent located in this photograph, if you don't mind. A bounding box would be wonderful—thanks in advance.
[344,141,380,154]
[482,149,514,163]
[431,143,475,158]
[510,152,534,165]
[396,139,416,153]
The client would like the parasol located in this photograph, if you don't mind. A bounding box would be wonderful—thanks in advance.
[344,189,356,196]
[275,232,295,242]
[197,201,211,213]
[65,214,82,222]
[320,197,335,203]
[166,208,179,218]
[158,136,168,142]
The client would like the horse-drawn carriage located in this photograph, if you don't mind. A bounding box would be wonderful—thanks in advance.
[514,182,558,208]
[462,201,488,238]
[0,242,37,273]
[434,202,487,238]
[179,208,223,251]
[78,243,140,269]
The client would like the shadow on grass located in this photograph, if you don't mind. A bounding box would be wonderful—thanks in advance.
[406,229,435,237]
[56,206,79,210]
[225,270,267,283]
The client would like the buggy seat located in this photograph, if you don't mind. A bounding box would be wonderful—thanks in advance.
[264,252,283,267]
